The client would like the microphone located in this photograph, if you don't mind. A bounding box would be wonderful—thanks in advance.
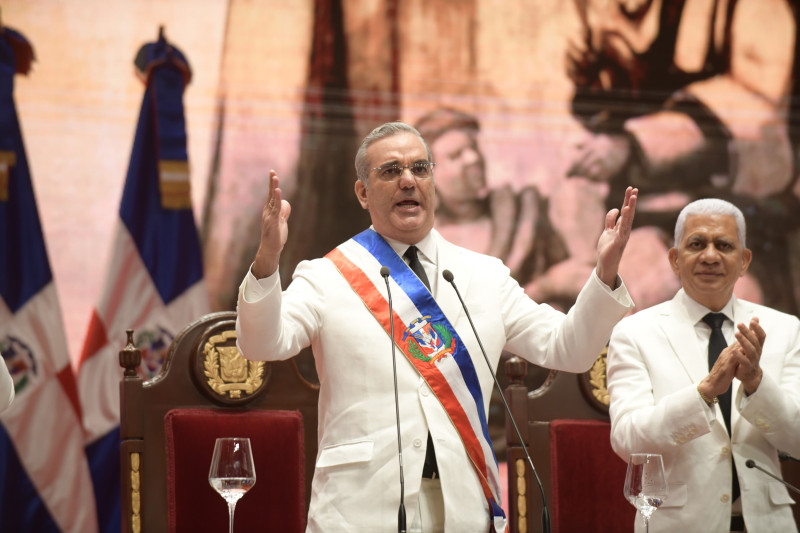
[381,266,407,533]
[745,459,800,495]
[442,269,551,533]
[779,451,800,463]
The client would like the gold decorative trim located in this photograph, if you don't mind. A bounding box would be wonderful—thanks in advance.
[158,159,191,209]
[588,346,610,406]
[202,330,265,399]
[130,452,141,533]
[515,458,528,533]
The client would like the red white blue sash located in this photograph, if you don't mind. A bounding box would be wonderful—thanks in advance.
[325,228,506,531]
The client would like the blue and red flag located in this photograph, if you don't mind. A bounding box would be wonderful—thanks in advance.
[77,33,208,533]
[0,27,99,533]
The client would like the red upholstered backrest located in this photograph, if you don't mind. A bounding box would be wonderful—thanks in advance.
[549,419,634,533]
[165,408,306,533]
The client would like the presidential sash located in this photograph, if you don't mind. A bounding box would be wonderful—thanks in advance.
[325,228,507,531]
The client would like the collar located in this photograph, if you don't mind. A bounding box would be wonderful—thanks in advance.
[678,289,737,326]
[380,229,438,265]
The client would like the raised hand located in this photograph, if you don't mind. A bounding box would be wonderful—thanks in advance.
[252,170,292,278]
[595,186,638,289]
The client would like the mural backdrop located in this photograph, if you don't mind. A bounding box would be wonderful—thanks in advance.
[195,0,800,455]
[205,0,800,320]
[4,0,799,457]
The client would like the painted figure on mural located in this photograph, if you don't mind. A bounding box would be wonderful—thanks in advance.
[415,108,555,424]
[414,108,541,285]
[533,0,799,314]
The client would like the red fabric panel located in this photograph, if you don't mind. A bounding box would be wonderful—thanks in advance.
[165,408,306,533]
[78,309,108,366]
[550,419,634,532]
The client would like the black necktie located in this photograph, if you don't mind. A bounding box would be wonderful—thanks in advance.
[702,312,740,501]
[404,246,431,291]
[404,246,438,479]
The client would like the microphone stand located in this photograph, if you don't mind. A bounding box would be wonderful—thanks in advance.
[746,459,800,495]
[443,269,551,533]
[381,266,407,533]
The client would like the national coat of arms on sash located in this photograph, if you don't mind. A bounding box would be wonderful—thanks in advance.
[403,315,456,364]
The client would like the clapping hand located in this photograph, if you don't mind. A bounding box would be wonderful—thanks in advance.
[734,318,766,394]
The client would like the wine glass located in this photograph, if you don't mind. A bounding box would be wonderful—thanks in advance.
[208,437,257,533]
[623,453,668,533]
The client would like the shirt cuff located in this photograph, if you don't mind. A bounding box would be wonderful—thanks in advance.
[590,268,633,306]
[242,263,280,302]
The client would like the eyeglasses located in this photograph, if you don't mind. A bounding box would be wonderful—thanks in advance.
[371,161,435,181]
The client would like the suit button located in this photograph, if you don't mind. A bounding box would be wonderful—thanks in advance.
[721,446,729,456]
[421,385,430,397]
[720,494,730,503]
[413,438,422,447]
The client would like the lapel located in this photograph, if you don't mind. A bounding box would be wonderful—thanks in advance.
[657,295,732,433]
[431,230,469,328]
[731,296,756,330]
[658,294,707,383]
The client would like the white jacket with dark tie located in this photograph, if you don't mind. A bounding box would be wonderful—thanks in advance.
[607,289,800,533]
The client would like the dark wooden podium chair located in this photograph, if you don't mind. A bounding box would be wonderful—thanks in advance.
[783,459,800,527]
[119,311,319,533]
[504,349,634,533]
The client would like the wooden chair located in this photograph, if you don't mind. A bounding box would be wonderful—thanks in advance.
[504,349,634,533]
[119,311,319,533]
[783,459,800,527]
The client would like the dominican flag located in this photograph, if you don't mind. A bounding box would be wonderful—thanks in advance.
[77,33,208,533]
[0,27,99,532]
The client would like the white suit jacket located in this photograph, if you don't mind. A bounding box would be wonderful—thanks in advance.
[237,229,633,532]
[607,289,800,533]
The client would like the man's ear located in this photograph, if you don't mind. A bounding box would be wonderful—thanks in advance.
[354,179,368,209]
[740,248,753,276]
[668,247,680,276]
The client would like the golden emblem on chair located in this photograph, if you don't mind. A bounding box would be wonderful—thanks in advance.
[588,346,610,407]
[202,330,265,399]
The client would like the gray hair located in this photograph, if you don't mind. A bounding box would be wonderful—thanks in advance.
[354,122,432,187]
[674,198,746,248]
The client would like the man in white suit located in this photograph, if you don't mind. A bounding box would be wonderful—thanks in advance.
[236,122,638,532]
[607,198,800,532]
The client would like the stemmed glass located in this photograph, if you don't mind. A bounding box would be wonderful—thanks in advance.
[208,437,257,533]
[623,453,668,533]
